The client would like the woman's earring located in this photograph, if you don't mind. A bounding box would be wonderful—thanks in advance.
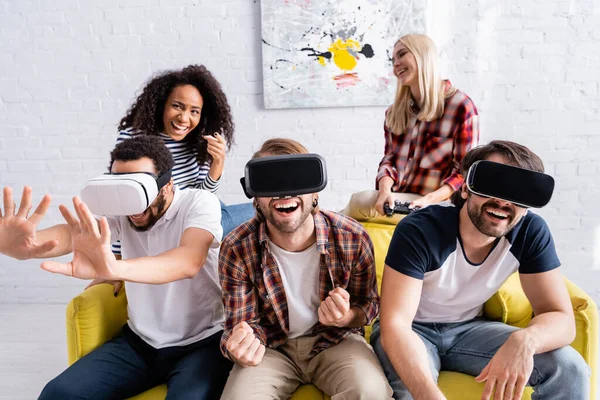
[312,198,318,208]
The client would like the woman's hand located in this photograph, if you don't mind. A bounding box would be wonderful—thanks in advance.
[409,184,454,209]
[204,133,226,181]
[204,132,226,166]
[375,176,396,215]
[375,190,395,216]
[409,194,435,209]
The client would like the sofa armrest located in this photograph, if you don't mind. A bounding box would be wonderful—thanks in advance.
[483,273,533,328]
[563,278,598,400]
[66,283,128,365]
[483,273,598,400]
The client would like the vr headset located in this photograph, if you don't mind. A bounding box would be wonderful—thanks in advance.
[466,160,554,208]
[240,154,327,198]
[80,171,172,216]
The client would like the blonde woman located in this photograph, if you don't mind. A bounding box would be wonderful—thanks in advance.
[343,34,479,221]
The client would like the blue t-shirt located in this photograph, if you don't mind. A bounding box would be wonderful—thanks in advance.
[385,204,560,322]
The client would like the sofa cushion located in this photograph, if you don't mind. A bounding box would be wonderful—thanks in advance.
[438,371,533,399]
[66,284,127,365]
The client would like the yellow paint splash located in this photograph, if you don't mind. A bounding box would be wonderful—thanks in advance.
[328,39,361,71]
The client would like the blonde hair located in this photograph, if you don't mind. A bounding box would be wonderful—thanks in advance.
[252,138,309,159]
[385,34,456,135]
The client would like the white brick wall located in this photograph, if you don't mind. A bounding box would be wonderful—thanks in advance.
[0,0,599,305]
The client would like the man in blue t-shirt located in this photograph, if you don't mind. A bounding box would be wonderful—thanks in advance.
[371,141,590,400]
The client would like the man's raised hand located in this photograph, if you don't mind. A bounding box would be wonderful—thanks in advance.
[225,321,266,367]
[41,197,117,281]
[318,287,352,328]
[0,186,58,260]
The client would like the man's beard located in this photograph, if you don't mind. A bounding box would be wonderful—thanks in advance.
[128,193,168,232]
[466,195,521,238]
[264,198,314,234]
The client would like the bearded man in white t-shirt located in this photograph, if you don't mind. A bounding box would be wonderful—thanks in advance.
[0,135,232,400]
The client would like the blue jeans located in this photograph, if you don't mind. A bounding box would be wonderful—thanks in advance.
[221,201,255,237]
[39,326,232,400]
[371,318,590,400]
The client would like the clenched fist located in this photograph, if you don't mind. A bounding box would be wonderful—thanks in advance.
[225,321,266,367]
[318,287,352,328]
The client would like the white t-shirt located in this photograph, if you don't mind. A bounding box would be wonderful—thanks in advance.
[107,187,224,348]
[268,240,321,338]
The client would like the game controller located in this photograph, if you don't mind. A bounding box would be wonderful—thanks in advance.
[383,201,419,217]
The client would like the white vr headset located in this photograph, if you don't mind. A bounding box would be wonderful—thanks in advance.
[80,171,172,216]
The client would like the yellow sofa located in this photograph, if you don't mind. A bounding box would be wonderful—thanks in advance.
[66,220,598,400]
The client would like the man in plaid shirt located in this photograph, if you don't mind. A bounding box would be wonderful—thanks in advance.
[219,138,393,399]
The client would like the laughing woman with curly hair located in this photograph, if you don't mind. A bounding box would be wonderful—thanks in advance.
[110,65,254,258]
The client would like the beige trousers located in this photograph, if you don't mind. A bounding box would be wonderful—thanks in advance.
[339,190,422,225]
[220,333,393,400]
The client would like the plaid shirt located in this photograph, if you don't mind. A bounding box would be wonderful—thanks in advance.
[219,210,379,359]
[376,81,479,195]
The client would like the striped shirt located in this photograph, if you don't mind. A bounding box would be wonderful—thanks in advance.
[376,80,479,195]
[112,130,220,254]
[116,130,219,191]
[219,211,380,359]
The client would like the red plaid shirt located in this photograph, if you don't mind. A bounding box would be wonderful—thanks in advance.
[219,211,379,359]
[376,81,479,195]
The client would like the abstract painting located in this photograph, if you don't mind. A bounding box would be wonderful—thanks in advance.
[260,0,426,109]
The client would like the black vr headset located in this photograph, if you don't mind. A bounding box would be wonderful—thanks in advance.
[240,154,327,198]
[466,160,555,208]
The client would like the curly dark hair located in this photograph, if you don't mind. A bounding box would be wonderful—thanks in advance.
[118,64,234,166]
[109,135,174,177]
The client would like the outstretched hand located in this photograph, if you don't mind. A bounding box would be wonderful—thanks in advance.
[0,186,58,260]
[41,197,119,281]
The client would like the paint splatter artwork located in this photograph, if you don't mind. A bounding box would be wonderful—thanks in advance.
[261,0,426,109]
